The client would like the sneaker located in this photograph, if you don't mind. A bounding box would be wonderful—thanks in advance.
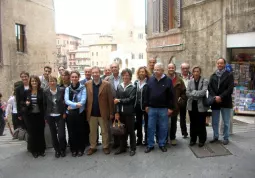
[223,140,229,145]
[103,148,110,155]
[87,148,97,156]
[171,139,177,146]
[209,138,219,143]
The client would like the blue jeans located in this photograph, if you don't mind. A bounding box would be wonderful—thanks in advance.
[212,108,231,140]
[147,108,168,147]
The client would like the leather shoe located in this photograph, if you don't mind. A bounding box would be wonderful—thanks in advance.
[114,149,126,155]
[55,152,60,158]
[189,142,196,146]
[223,140,229,145]
[159,146,167,152]
[60,151,66,157]
[39,152,46,157]
[87,148,97,156]
[72,152,77,157]
[144,147,154,153]
[130,150,136,156]
[209,138,218,143]
[77,151,84,157]
[32,152,38,158]
[103,148,110,155]
[198,143,205,147]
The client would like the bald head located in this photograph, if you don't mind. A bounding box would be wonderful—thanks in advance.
[180,62,190,76]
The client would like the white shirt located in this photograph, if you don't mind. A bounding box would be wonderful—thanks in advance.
[114,76,121,91]
[5,96,17,117]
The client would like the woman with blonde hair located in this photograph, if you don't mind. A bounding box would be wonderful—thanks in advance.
[134,66,151,145]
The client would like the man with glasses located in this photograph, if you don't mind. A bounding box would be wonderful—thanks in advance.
[57,66,65,85]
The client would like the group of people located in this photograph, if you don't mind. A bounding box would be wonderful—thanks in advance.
[0,57,234,158]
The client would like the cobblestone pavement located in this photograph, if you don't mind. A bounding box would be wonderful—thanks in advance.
[0,124,255,178]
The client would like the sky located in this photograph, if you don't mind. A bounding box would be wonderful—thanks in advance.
[54,0,145,37]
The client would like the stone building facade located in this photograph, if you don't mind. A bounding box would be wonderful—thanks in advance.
[146,0,255,76]
[0,0,56,99]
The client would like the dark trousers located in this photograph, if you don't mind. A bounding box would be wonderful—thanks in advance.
[66,110,86,153]
[47,116,67,152]
[26,113,46,153]
[180,104,188,136]
[0,116,6,136]
[188,110,207,143]
[12,113,23,130]
[118,114,136,151]
[135,105,148,143]
[170,116,178,140]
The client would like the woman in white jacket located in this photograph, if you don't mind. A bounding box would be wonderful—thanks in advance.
[4,91,22,130]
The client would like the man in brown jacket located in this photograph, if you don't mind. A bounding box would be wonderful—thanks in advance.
[167,63,187,146]
[86,66,114,155]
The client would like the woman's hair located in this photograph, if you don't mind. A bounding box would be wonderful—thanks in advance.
[29,75,41,90]
[121,68,133,80]
[136,66,151,79]
[192,66,202,73]
[49,76,57,82]
[70,70,80,78]
[0,92,2,98]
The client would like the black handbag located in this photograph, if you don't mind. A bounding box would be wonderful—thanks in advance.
[201,79,214,107]
[111,119,125,136]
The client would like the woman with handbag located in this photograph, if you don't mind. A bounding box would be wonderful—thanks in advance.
[186,66,209,147]
[24,75,46,158]
[134,66,151,146]
[114,68,136,156]
[64,70,87,157]
[43,76,67,158]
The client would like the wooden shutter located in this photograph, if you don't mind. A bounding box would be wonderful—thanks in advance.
[153,0,160,33]
[176,0,182,28]
[163,0,169,32]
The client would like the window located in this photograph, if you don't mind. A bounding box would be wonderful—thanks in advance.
[139,53,143,59]
[69,62,72,66]
[92,61,94,66]
[96,62,98,66]
[131,53,135,59]
[138,33,143,39]
[15,24,25,52]
[57,40,59,45]
[67,41,69,44]
[96,52,98,56]
[92,52,94,56]
[163,0,182,31]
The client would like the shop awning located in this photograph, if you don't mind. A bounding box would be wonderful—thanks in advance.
[227,32,255,48]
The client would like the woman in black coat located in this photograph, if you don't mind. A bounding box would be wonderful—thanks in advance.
[24,75,45,158]
[134,66,151,145]
[114,68,136,156]
[44,76,67,158]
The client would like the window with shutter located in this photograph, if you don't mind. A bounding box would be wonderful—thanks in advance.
[163,0,169,32]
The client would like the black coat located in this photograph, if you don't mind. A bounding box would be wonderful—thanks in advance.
[15,84,27,117]
[43,87,65,118]
[208,71,234,109]
[24,88,44,116]
[116,83,136,115]
[134,80,148,111]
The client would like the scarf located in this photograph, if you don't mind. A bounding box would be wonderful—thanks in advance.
[69,82,82,101]
[215,68,226,89]
[215,68,226,78]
